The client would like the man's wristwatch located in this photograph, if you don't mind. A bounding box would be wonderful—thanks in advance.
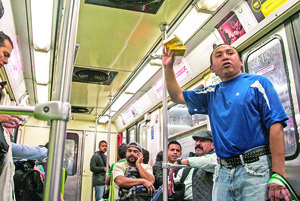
[177,158,182,165]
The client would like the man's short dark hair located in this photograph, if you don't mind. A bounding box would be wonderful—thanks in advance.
[210,43,240,65]
[118,143,127,159]
[168,140,182,151]
[155,151,163,162]
[142,148,149,164]
[0,31,13,49]
[99,140,107,147]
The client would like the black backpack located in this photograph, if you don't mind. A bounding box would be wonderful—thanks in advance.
[13,160,44,201]
[118,167,151,201]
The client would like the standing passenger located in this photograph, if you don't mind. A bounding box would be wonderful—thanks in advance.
[90,140,108,201]
[0,31,23,201]
[162,44,290,201]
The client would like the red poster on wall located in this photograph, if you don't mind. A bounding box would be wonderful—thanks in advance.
[215,11,246,45]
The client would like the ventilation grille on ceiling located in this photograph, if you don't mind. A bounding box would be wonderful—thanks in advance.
[71,106,94,114]
[84,0,165,14]
[73,67,118,85]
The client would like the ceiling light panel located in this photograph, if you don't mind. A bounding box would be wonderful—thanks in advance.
[111,93,133,112]
[99,115,109,123]
[34,50,50,85]
[126,63,160,94]
[31,0,54,50]
[36,84,49,103]
[172,8,211,43]
[196,0,226,11]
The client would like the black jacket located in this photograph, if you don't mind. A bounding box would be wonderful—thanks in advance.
[153,161,166,189]
[90,151,107,186]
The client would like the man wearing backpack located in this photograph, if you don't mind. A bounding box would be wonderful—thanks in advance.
[0,31,24,201]
[112,142,155,201]
[168,130,217,201]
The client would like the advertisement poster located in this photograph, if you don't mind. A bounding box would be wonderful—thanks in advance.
[153,57,192,99]
[245,0,288,23]
[233,1,258,32]
[215,11,246,45]
[119,100,142,125]
[7,36,24,83]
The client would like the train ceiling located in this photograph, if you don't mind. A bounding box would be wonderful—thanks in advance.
[71,0,190,121]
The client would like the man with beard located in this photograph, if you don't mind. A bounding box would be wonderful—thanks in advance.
[112,142,155,200]
[168,130,217,201]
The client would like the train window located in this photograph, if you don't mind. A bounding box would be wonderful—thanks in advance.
[127,126,136,143]
[244,36,299,158]
[168,104,207,135]
[64,133,79,176]
[137,121,147,149]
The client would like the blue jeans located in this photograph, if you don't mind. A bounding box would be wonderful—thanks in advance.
[213,155,272,201]
[152,186,162,201]
[95,185,105,201]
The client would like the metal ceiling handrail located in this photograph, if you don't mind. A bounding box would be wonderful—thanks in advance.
[0,101,70,121]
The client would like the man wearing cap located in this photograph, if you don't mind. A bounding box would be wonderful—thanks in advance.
[168,130,217,201]
[112,142,155,200]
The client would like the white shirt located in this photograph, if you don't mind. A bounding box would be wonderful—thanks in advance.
[0,127,15,201]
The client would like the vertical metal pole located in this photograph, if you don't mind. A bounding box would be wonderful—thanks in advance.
[106,95,113,176]
[159,22,169,201]
[44,0,80,200]
[91,115,98,201]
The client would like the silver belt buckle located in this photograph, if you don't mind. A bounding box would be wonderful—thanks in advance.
[221,159,233,168]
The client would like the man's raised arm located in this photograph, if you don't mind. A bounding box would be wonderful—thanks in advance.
[162,49,186,104]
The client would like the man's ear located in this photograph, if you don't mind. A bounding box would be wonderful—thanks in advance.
[209,65,215,73]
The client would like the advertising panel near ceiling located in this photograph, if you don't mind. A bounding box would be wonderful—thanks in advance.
[245,0,288,22]
[153,57,192,99]
[7,36,24,83]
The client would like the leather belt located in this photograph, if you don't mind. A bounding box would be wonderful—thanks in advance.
[218,146,271,168]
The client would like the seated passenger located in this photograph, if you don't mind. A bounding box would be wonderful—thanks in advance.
[168,130,217,201]
[106,143,127,201]
[142,148,149,164]
[153,141,182,189]
[112,142,155,200]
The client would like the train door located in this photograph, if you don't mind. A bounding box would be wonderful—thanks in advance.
[241,11,300,192]
[80,130,118,201]
[63,131,84,201]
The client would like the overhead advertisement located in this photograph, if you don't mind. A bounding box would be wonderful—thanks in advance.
[120,100,142,126]
[245,0,288,22]
[215,11,246,45]
[7,36,24,83]
[153,58,192,99]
